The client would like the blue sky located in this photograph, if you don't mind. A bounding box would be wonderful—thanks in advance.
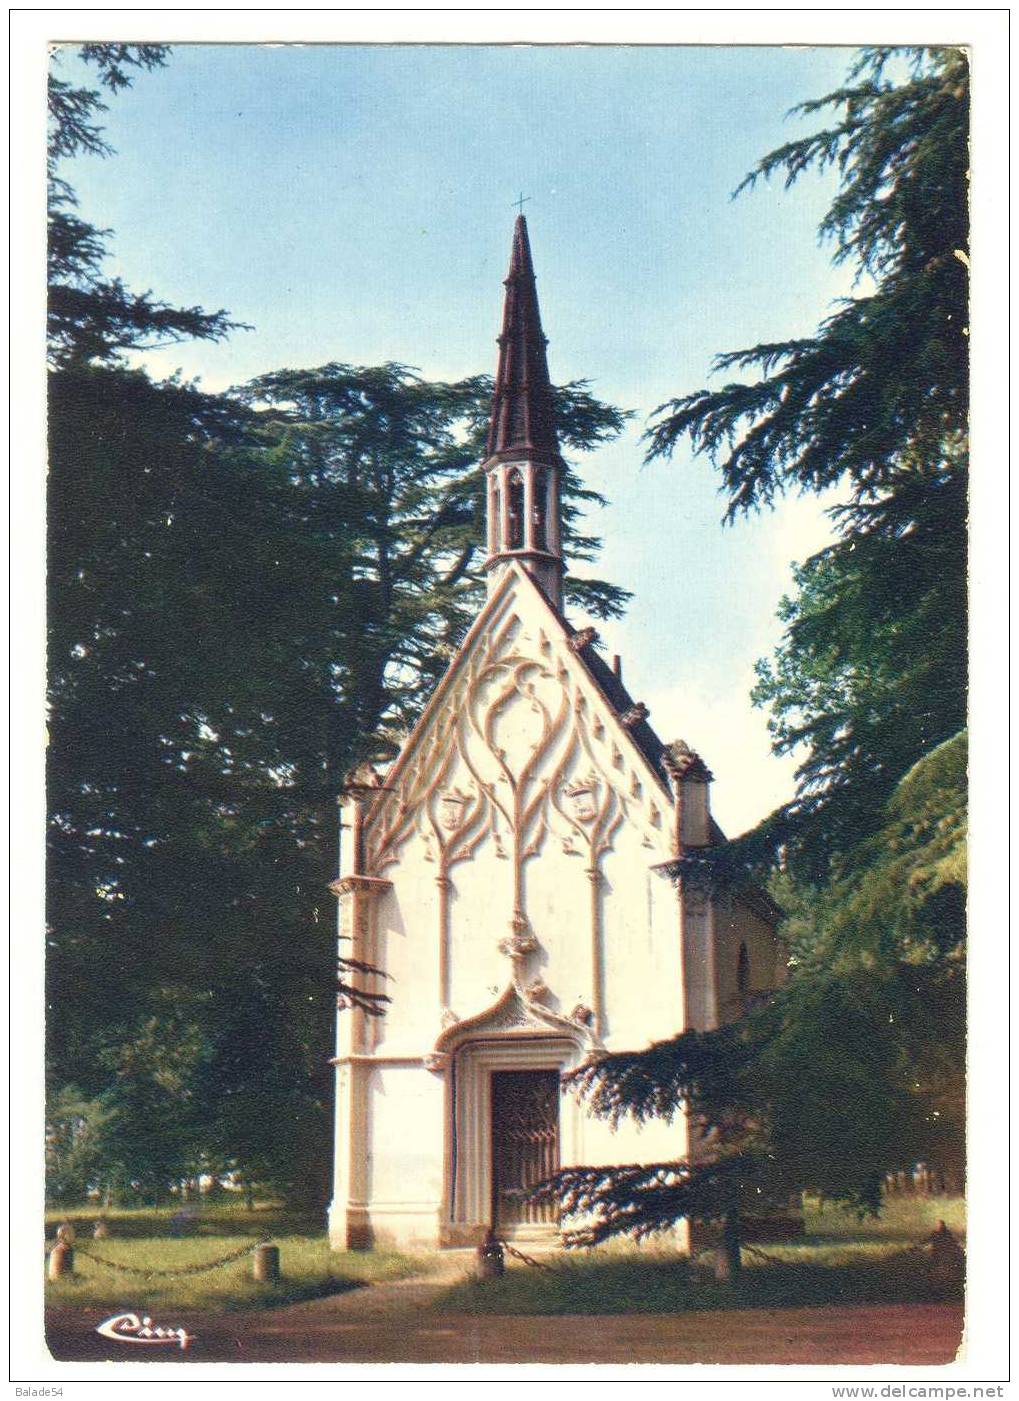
[56,42,859,833]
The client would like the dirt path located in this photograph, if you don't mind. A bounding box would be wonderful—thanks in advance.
[45,1261,964,1366]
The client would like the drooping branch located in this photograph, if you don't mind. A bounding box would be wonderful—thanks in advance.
[530,1154,761,1247]
[564,1025,755,1129]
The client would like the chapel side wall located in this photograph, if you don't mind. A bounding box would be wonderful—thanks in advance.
[370,834,442,1053]
[715,894,787,1025]
[334,832,450,1248]
[575,1098,689,1169]
[682,885,717,1031]
[362,1062,445,1246]
[569,1100,691,1253]
[445,846,518,1018]
[598,828,685,1049]
[519,816,678,1039]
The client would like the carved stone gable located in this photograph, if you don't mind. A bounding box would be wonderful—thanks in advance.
[432,980,601,1057]
[486,989,539,1032]
[362,566,673,883]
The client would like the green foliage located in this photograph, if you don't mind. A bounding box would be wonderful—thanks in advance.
[238,363,631,746]
[542,736,967,1249]
[47,361,381,1204]
[46,51,356,1203]
[46,55,631,1206]
[48,45,240,366]
[748,449,966,877]
[46,1086,117,1204]
[816,733,968,970]
[643,46,968,883]
[48,355,628,1203]
[645,47,968,516]
[540,48,968,1251]
[774,739,968,1184]
[44,1203,423,1312]
[438,1198,964,1315]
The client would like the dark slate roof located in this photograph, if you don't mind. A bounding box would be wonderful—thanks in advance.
[562,616,781,929]
[561,620,671,795]
[484,215,563,468]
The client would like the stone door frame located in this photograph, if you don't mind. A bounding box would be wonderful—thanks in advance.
[441,1033,581,1245]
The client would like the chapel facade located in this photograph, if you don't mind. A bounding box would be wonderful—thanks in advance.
[328,218,784,1251]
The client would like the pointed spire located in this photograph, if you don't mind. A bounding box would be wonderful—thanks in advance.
[485,216,562,464]
[482,216,566,612]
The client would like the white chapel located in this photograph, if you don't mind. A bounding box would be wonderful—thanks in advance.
[328,217,785,1251]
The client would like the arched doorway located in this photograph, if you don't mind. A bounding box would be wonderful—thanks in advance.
[431,985,596,1245]
[490,1066,560,1229]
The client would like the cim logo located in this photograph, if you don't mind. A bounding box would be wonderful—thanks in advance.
[95,1311,194,1350]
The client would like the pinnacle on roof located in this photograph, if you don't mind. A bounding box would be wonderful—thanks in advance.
[485,215,562,464]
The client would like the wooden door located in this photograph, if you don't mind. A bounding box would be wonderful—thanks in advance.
[490,1069,560,1229]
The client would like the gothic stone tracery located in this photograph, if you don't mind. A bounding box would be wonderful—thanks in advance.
[362,596,669,1028]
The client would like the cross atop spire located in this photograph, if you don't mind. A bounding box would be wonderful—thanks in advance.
[485,215,562,465]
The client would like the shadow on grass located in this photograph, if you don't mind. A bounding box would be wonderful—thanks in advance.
[435,1253,964,1318]
[44,1213,427,1315]
[45,1266,366,1315]
[45,1203,322,1242]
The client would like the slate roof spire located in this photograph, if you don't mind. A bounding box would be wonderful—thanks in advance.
[482,216,566,612]
[485,215,562,465]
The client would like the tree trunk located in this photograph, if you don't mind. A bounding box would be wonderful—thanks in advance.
[714,1210,742,1283]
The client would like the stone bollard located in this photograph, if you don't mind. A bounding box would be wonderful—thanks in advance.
[48,1241,74,1279]
[475,1230,505,1282]
[713,1215,742,1283]
[253,1243,280,1284]
[170,1207,199,1238]
[713,1242,738,1283]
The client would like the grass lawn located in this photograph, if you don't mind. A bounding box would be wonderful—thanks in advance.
[435,1196,966,1316]
[44,1202,425,1314]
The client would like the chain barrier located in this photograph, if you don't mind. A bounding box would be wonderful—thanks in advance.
[741,1233,957,1269]
[886,1243,928,1262]
[497,1239,715,1271]
[741,1243,792,1267]
[880,1239,942,1265]
[65,1238,273,1279]
[497,1238,560,1272]
[488,1232,953,1280]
